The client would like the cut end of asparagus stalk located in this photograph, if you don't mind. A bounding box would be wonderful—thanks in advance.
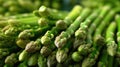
[25,41,41,53]
[107,41,117,56]
[40,46,52,57]
[56,20,67,30]
[72,51,83,62]
[56,50,67,63]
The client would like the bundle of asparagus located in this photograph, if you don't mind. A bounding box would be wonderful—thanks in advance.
[0,2,120,67]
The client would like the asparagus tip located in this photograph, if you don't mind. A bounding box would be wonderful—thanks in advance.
[72,51,83,62]
[56,20,67,30]
[107,41,117,56]
[56,50,67,63]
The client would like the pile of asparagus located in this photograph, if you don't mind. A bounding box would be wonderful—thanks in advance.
[0,5,120,67]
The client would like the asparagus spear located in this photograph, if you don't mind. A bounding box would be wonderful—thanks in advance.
[115,15,120,57]
[18,50,30,61]
[56,38,74,63]
[106,22,117,56]
[82,10,115,67]
[75,9,100,40]
[55,8,91,48]
[36,5,68,20]
[41,5,82,45]
[25,39,41,53]
[97,49,108,67]
[56,5,82,29]
[89,5,111,35]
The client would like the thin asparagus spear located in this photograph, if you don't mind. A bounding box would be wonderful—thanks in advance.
[56,5,82,30]
[82,10,115,67]
[55,8,91,48]
[106,22,117,56]
[89,5,111,35]
[75,9,100,40]
[18,50,30,61]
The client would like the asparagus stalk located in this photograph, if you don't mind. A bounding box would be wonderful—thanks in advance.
[75,9,100,40]
[82,10,115,67]
[89,5,111,35]
[115,15,120,57]
[18,26,50,40]
[106,22,117,56]
[56,38,74,63]
[97,49,108,67]
[55,8,91,48]
[41,5,82,45]
[56,5,82,29]
[36,5,68,20]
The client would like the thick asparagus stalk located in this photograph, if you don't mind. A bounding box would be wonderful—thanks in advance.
[41,5,82,45]
[56,5,82,29]
[55,8,91,48]
[106,22,117,56]
[82,10,115,67]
